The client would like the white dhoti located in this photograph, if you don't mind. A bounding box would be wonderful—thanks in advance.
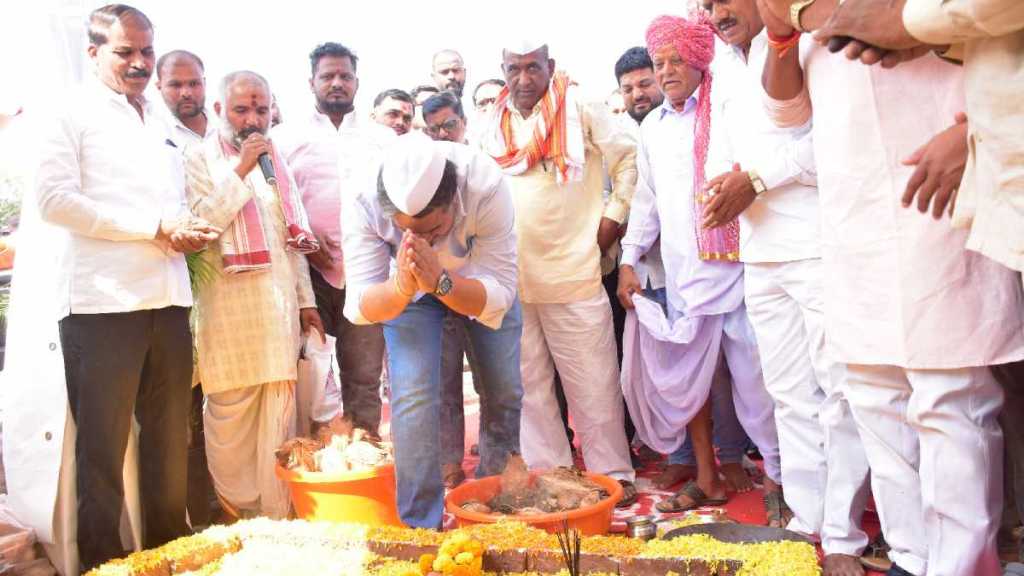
[519,290,634,482]
[744,259,871,556]
[844,364,1003,576]
[621,295,781,483]
[204,381,296,519]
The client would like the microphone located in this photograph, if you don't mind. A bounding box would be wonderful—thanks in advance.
[257,152,277,186]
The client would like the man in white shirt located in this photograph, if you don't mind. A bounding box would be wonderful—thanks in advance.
[34,4,217,570]
[615,44,754,494]
[343,134,522,529]
[699,1,871,572]
[273,42,388,435]
[618,13,784,524]
[156,49,216,150]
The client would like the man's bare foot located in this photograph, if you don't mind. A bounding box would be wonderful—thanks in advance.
[654,463,696,490]
[822,553,865,576]
[654,477,728,513]
[720,462,753,493]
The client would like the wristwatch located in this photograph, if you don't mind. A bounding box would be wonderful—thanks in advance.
[789,0,817,32]
[747,170,768,195]
[434,269,454,297]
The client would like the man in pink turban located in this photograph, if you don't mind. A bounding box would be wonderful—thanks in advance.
[618,13,787,525]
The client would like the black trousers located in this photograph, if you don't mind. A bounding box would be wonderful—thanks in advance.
[60,306,192,570]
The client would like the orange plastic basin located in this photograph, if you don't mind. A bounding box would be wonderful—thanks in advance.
[276,464,403,526]
[445,472,623,535]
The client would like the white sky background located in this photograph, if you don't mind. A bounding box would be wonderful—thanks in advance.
[3,0,693,120]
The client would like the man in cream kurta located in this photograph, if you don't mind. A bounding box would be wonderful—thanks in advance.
[811,0,1024,279]
[479,40,638,501]
[185,71,319,519]
[760,13,1024,574]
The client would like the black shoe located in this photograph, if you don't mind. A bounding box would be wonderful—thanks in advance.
[886,563,916,576]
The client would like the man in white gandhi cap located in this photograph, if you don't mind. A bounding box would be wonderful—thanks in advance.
[477,37,639,505]
[342,131,522,528]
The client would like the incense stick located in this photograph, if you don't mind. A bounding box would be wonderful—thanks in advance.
[556,519,582,576]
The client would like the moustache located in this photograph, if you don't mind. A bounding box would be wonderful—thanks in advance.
[236,126,264,140]
[717,18,737,31]
[125,68,150,79]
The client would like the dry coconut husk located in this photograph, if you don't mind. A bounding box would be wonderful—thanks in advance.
[276,415,392,473]
[468,454,609,516]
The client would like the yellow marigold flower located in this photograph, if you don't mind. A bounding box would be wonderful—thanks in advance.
[418,553,436,575]
[465,539,484,557]
[433,552,455,573]
[454,551,475,565]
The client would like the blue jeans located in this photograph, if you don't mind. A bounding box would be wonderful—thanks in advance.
[439,310,481,466]
[383,296,523,528]
[643,287,748,467]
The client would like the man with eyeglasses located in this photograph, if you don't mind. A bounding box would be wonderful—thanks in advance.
[423,92,467,144]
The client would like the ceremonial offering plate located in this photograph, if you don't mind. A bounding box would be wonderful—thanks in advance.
[662,522,812,544]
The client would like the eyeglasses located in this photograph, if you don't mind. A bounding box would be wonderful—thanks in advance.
[426,117,462,136]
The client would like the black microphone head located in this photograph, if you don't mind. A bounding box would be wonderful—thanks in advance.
[257,152,277,184]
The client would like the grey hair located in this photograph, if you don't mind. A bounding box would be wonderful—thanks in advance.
[218,70,271,104]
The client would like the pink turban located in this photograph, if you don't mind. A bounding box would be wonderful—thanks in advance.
[646,14,739,262]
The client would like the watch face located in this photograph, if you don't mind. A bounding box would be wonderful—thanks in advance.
[436,271,454,296]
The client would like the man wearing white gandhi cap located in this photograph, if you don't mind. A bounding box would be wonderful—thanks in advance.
[476,36,639,504]
[342,132,522,528]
